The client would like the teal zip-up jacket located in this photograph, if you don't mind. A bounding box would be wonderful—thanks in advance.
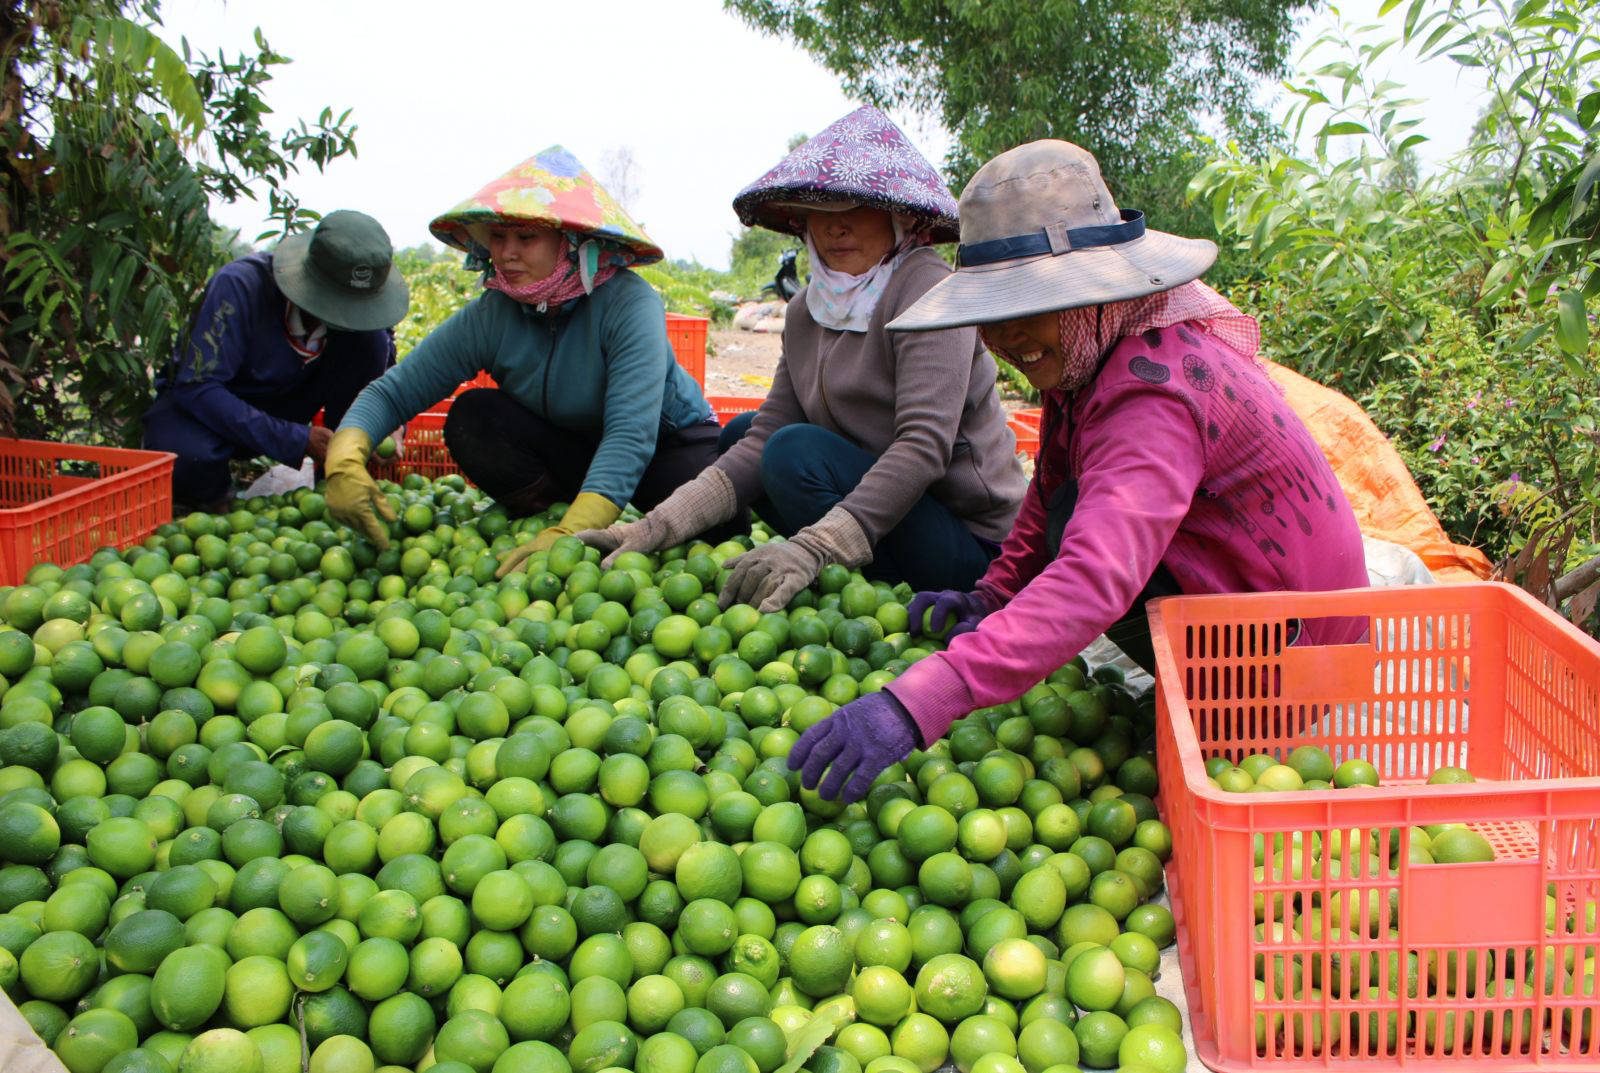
[341,270,712,506]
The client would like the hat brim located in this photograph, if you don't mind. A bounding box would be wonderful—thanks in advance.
[429,214,664,266]
[736,191,961,244]
[273,233,411,332]
[887,231,1217,332]
[766,199,859,215]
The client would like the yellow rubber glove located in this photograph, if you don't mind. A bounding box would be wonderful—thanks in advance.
[497,492,620,578]
[324,428,397,549]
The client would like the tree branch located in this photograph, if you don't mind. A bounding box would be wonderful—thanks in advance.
[1554,551,1600,602]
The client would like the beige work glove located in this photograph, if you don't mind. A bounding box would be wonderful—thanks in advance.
[324,428,396,549]
[497,492,621,579]
[578,467,738,567]
[719,505,872,612]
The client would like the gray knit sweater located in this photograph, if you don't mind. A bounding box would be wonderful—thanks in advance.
[716,247,1027,543]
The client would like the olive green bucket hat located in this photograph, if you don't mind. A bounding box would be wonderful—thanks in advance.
[272,210,410,332]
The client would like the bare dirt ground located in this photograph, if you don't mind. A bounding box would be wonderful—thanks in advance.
[705,328,784,398]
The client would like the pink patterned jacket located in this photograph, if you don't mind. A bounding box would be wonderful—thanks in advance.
[886,321,1369,744]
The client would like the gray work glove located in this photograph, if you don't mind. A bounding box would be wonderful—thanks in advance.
[578,466,738,567]
[718,505,872,613]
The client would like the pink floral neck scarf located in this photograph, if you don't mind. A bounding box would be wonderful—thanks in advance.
[484,235,628,311]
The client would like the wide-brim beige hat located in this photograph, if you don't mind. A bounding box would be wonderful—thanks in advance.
[889,140,1216,332]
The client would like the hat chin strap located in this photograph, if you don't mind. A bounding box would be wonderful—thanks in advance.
[957,209,1145,267]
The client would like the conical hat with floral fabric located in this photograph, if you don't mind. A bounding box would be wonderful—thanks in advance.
[733,107,961,243]
[429,145,663,264]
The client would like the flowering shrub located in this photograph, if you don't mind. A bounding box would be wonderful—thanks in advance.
[1364,306,1600,567]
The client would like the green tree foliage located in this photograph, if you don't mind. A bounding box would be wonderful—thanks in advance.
[1363,304,1600,570]
[1191,0,1600,615]
[634,261,737,320]
[1192,0,1600,390]
[725,226,806,301]
[0,0,357,443]
[723,0,1303,278]
[392,247,480,357]
[722,131,810,301]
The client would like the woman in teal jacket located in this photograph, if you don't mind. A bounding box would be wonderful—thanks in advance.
[326,147,715,568]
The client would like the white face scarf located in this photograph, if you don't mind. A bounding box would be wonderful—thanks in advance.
[284,302,328,360]
[803,215,922,333]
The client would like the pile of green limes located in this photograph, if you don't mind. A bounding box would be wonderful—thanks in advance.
[0,476,1189,1073]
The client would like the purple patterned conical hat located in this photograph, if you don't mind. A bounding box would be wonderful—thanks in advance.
[733,107,960,242]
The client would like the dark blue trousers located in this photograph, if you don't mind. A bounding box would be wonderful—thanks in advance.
[719,414,998,592]
[145,349,387,506]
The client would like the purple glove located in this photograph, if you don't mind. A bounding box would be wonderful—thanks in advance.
[907,589,990,640]
[788,692,921,802]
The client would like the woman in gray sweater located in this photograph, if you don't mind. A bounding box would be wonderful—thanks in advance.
[580,107,1026,610]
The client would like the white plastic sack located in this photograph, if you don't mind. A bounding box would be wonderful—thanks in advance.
[732,301,786,331]
[0,990,67,1072]
[1362,535,1435,587]
[241,459,315,499]
[1083,635,1154,694]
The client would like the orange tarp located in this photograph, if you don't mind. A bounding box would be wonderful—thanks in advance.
[1267,361,1493,583]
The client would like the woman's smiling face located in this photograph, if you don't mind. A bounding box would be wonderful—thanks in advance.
[982,311,1065,391]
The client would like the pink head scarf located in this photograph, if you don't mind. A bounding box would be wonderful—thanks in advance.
[980,280,1262,392]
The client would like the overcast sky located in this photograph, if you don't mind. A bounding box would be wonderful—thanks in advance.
[159,0,1485,271]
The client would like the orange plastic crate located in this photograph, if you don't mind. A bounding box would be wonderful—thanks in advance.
[1151,582,1600,1071]
[666,313,709,388]
[0,440,174,583]
[1009,407,1041,459]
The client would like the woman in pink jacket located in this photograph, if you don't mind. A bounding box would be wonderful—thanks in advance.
[790,139,1369,802]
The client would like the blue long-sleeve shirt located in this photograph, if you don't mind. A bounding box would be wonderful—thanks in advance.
[150,253,396,465]
[341,270,712,507]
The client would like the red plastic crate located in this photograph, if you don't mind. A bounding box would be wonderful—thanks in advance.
[370,410,463,483]
[439,370,496,404]
[666,313,709,388]
[1151,582,1600,1070]
[708,395,763,425]
[0,440,174,583]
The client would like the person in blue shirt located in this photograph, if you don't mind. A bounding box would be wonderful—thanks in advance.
[144,210,409,510]
[326,147,717,569]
